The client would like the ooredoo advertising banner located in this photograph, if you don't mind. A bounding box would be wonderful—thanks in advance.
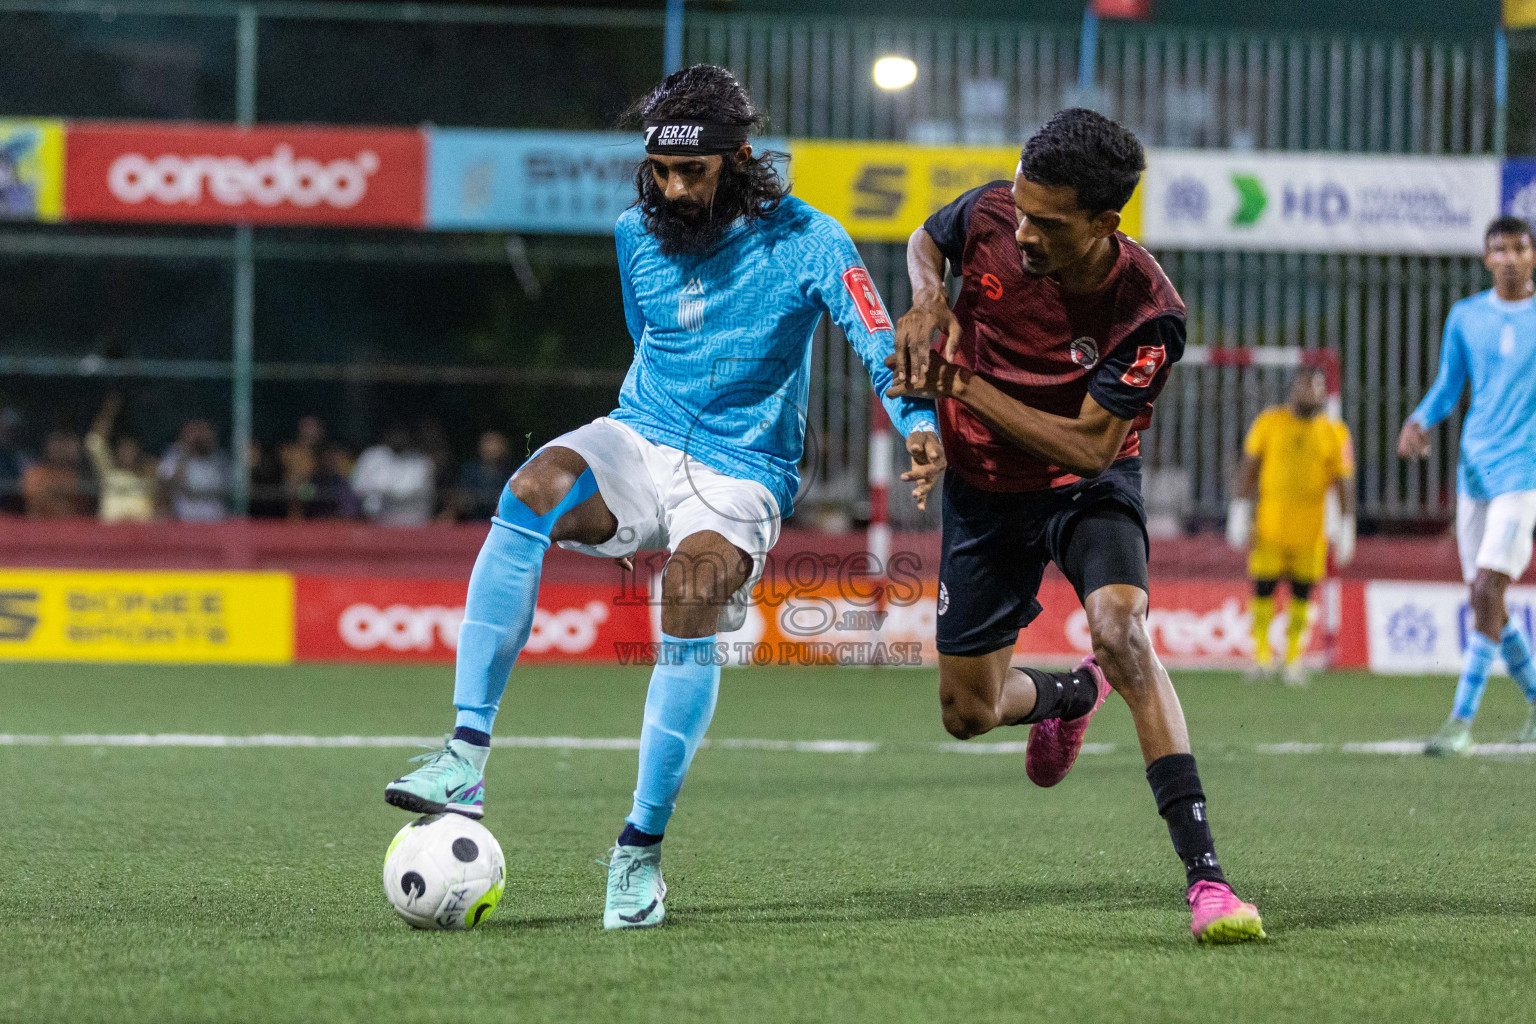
[63,122,425,227]
[0,569,293,664]
[292,575,652,663]
[727,577,1351,669]
[1140,150,1501,254]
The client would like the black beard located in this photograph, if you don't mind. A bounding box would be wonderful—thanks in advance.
[644,175,747,257]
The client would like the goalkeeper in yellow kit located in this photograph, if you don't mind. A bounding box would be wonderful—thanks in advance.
[1227,367,1356,684]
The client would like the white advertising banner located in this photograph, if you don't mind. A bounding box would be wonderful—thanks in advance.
[1141,151,1501,255]
[1365,581,1536,675]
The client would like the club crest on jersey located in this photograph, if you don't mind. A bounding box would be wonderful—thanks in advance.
[841,267,892,333]
[1069,337,1099,367]
[678,277,706,331]
[1120,344,1167,387]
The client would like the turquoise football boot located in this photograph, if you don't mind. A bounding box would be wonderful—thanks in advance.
[1424,718,1473,757]
[603,843,667,930]
[1516,703,1536,744]
[385,741,485,819]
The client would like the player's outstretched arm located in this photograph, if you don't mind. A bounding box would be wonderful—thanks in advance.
[1400,310,1468,455]
[1331,473,1358,565]
[901,430,945,511]
[894,227,961,389]
[884,352,1130,477]
[1227,455,1260,550]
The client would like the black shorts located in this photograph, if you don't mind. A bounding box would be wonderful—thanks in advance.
[936,457,1150,657]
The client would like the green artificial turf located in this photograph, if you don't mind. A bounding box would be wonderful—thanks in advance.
[2,663,1534,1023]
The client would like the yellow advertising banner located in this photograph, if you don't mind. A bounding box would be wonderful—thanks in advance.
[1507,0,1536,29]
[0,118,64,222]
[0,570,294,664]
[789,140,1142,243]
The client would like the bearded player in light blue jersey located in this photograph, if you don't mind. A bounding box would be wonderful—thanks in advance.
[1400,216,1536,754]
[384,66,943,928]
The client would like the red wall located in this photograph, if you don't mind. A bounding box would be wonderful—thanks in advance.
[0,518,1465,583]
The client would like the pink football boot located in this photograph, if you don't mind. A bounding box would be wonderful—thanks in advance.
[1188,880,1267,944]
[1024,655,1111,787]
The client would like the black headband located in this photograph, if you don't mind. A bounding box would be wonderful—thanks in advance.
[643,120,750,155]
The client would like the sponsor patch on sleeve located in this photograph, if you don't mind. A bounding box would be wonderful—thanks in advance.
[842,267,893,333]
[1120,345,1167,388]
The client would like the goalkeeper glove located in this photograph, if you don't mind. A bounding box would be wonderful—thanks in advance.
[1333,514,1357,566]
[1226,498,1252,550]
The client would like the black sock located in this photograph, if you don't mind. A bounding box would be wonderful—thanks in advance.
[617,823,663,847]
[452,726,491,747]
[1019,667,1101,724]
[1145,753,1227,887]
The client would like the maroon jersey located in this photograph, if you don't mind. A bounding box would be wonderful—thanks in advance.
[923,181,1186,492]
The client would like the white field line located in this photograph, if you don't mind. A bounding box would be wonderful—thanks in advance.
[1257,740,1536,756]
[0,733,1012,754]
[0,734,1531,756]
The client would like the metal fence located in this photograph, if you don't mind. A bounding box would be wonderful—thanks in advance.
[704,15,1501,527]
[687,16,1497,153]
[0,3,1503,526]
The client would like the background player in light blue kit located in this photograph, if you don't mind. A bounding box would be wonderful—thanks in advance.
[384,65,943,928]
[1399,216,1536,753]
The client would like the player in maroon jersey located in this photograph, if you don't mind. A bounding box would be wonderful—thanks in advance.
[886,109,1265,944]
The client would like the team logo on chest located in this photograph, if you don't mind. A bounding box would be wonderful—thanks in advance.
[1069,337,1099,367]
[678,277,706,332]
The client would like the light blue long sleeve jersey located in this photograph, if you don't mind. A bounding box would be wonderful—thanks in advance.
[610,196,937,516]
[1409,289,1536,500]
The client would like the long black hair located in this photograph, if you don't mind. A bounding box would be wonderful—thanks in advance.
[622,64,789,243]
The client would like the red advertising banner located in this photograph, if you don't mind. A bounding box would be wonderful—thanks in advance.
[288,572,1367,668]
[292,576,651,663]
[748,577,1367,669]
[1091,0,1153,19]
[64,122,425,227]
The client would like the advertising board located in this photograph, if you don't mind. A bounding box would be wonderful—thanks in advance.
[0,569,293,664]
[292,575,653,663]
[0,118,64,222]
[1141,150,1500,254]
[64,122,425,227]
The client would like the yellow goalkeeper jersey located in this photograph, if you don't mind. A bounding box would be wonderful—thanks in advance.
[1243,406,1354,546]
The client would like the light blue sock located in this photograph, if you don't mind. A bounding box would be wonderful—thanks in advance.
[452,469,598,737]
[1451,631,1498,722]
[451,521,548,736]
[626,633,721,836]
[1501,623,1536,704]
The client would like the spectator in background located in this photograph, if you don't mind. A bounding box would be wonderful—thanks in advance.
[159,419,231,522]
[0,408,28,514]
[443,429,514,521]
[280,415,328,517]
[297,444,361,519]
[248,440,287,518]
[84,395,156,523]
[352,425,434,525]
[23,429,87,518]
[415,416,454,512]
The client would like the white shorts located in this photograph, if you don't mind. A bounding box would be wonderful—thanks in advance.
[541,417,781,633]
[1456,490,1536,584]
